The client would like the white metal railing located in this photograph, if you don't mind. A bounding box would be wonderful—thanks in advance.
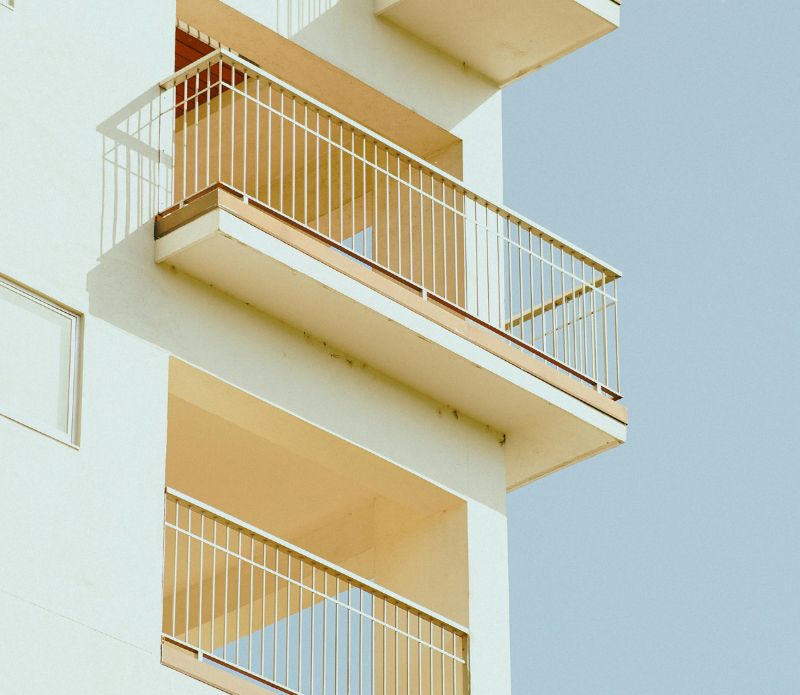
[159,49,622,398]
[163,489,469,695]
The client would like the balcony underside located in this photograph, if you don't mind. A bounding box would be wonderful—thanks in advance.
[375,0,620,86]
[155,188,626,488]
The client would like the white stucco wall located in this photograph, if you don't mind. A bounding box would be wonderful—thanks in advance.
[0,1,511,692]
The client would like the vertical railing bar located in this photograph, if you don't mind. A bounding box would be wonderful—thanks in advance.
[181,77,188,202]
[292,97,297,220]
[316,109,321,232]
[431,174,436,296]
[211,517,217,657]
[185,503,192,645]
[230,63,235,189]
[286,553,292,686]
[334,576,339,695]
[236,528,242,666]
[505,217,512,339]
[310,564,316,695]
[194,71,200,197]
[243,69,248,198]
[267,83,273,207]
[561,248,568,366]
[601,273,609,388]
[442,180,448,302]
[527,231,535,348]
[418,614,423,695]
[374,142,379,263]
[172,497,179,638]
[582,260,590,378]
[358,587,364,695]
[350,129,356,248]
[323,571,328,695]
[371,595,377,695]
[205,65,211,190]
[199,511,205,652]
[217,59,223,188]
[420,168,425,290]
[304,103,309,225]
[249,532,255,672]
[539,237,546,354]
[406,610,410,695]
[340,123,345,244]
[440,625,445,695]
[385,149,391,271]
[255,75,260,200]
[493,210,506,328]
[280,90,285,213]
[451,631,457,695]
[570,254,578,371]
[363,135,368,258]
[261,538,267,677]
[346,580,352,694]
[614,281,621,392]
[517,224,524,342]
[299,559,304,692]
[408,161,414,281]
[327,117,332,239]
[224,524,229,662]
[168,84,176,208]
[273,546,279,682]
[474,197,480,319]
[429,620,434,695]
[454,187,460,309]
[382,599,387,695]
[591,265,599,383]
[397,154,402,277]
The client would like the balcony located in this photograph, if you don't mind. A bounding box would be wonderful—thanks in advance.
[155,50,626,484]
[163,489,468,695]
[375,0,621,86]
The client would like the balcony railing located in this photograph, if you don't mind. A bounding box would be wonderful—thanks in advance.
[163,489,469,695]
[159,49,622,398]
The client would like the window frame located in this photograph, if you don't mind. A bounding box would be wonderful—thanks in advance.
[0,277,81,446]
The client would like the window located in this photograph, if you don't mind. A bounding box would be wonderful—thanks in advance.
[0,278,80,444]
[1,0,14,10]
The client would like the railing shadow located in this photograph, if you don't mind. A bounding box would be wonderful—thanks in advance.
[96,85,169,257]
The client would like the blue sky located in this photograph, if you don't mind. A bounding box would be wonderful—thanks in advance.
[503,2,800,693]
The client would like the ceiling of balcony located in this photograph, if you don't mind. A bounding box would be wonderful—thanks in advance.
[375,0,620,86]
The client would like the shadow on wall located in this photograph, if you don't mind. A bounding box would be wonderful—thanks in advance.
[88,87,348,416]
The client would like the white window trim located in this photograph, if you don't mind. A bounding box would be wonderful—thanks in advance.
[0,277,81,447]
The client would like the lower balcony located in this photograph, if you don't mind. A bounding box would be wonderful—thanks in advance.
[163,489,468,695]
[162,358,471,694]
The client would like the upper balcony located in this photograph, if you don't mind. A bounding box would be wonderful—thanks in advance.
[375,0,621,86]
[155,49,626,485]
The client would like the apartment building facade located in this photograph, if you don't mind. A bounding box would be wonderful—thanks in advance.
[0,1,625,693]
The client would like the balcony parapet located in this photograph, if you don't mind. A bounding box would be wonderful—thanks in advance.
[162,488,469,695]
